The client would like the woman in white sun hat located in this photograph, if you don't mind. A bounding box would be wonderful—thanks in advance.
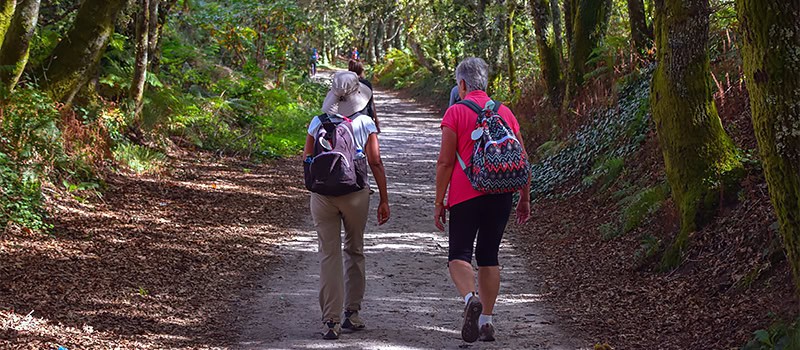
[303,70,390,340]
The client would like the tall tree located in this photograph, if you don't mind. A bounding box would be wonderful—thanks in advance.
[565,0,612,101]
[0,0,14,46]
[531,0,564,105]
[627,0,653,53]
[506,0,517,94]
[564,0,574,57]
[131,0,150,122]
[0,0,40,92]
[38,0,127,105]
[736,0,800,293]
[550,0,564,65]
[651,0,743,269]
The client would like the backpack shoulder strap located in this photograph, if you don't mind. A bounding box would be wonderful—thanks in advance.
[490,100,502,113]
[456,99,482,115]
[318,113,331,124]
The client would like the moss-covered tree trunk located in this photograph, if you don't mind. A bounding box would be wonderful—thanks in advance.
[147,0,165,73]
[38,0,127,105]
[550,0,564,65]
[651,0,743,269]
[0,0,14,47]
[564,0,574,57]
[531,0,564,106]
[506,0,517,94]
[0,0,40,92]
[565,0,611,102]
[627,0,653,53]
[131,0,150,123]
[736,0,800,293]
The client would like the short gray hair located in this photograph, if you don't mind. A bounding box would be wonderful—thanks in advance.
[455,57,489,92]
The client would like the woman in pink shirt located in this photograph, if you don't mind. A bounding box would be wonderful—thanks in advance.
[434,57,531,343]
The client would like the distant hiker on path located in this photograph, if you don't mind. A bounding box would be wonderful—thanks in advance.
[303,71,390,340]
[434,57,531,343]
[348,59,380,132]
[310,48,320,76]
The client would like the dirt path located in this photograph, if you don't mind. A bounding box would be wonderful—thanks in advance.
[236,86,585,349]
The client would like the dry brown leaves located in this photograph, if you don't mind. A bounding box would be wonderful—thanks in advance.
[517,94,797,349]
[0,151,308,349]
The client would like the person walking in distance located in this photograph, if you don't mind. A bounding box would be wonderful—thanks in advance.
[303,71,390,340]
[434,57,531,343]
[310,47,320,76]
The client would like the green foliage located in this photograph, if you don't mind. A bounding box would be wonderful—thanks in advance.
[582,157,625,191]
[599,183,669,240]
[617,183,669,234]
[742,316,800,350]
[113,143,166,175]
[530,67,653,201]
[635,234,662,260]
[375,49,425,89]
[0,88,61,230]
[536,140,566,158]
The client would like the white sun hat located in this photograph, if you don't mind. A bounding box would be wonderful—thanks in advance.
[321,71,372,117]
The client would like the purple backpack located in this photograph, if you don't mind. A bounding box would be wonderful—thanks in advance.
[303,114,368,196]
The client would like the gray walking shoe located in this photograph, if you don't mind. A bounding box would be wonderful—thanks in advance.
[461,295,483,343]
[322,321,341,340]
[479,323,496,341]
[342,310,366,330]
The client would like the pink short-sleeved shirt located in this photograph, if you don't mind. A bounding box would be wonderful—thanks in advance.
[441,90,521,208]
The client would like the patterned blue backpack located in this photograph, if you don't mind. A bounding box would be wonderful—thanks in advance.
[456,99,530,194]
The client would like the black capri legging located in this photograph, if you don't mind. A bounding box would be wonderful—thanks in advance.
[448,193,513,267]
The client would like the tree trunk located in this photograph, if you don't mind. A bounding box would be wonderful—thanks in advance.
[38,0,127,105]
[149,0,176,74]
[565,0,611,101]
[651,0,743,269]
[736,0,800,293]
[146,0,160,71]
[564,0,574,61]
[486,1,507,95]
[551,0,565,65]
[0,0,14,47]
[531,0,564,105]
[0,0,40,92]
[628,0,653,53]
[506,1,517,95]
[368,22,377,63]
[408,35,441,75]
[131,0,150,123]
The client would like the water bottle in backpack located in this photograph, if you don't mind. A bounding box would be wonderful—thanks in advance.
[304,113,368,196]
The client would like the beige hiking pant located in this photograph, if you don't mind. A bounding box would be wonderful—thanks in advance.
[310,188,370,322]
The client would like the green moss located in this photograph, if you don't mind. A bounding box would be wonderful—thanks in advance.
[39,0,126,104]
[565,0,611,101]
[652,0,744,270]
[0,0,39,91]
[531,0,564,105]
[737,0,800,293]
[0,0,15,47]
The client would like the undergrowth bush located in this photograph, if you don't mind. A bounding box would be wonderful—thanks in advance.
[742,316,800,350]
[0,88,62,230]
[374,49,453,105]
[113,143,167,175]
[529,66,654,202]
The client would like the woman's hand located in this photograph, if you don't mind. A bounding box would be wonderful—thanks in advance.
[435,204,447,231]
[515,199,531,225]
[377,201,390,225]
